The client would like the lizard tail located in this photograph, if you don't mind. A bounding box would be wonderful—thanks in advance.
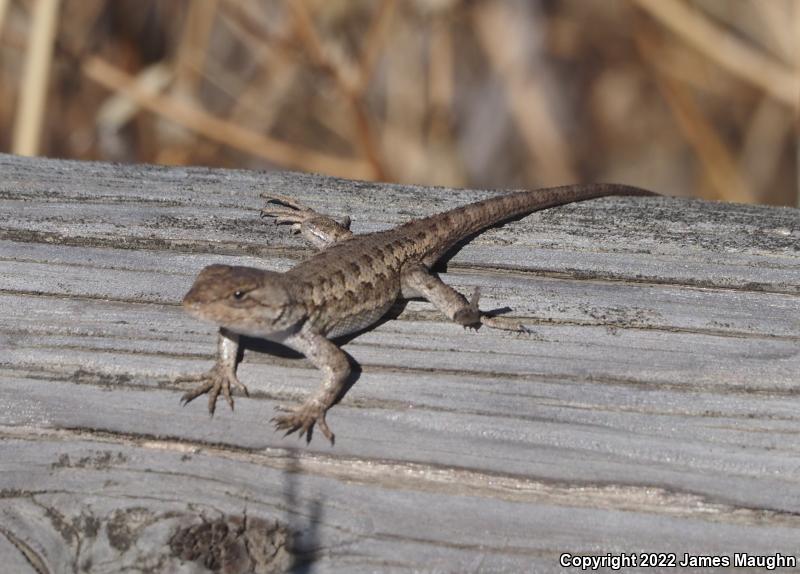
[409,183,656,264]
[436,183,656,244]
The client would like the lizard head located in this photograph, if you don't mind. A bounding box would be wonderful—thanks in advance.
[183,264,304,338]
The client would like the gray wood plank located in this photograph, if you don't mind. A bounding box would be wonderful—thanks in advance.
[1,154,797,293]
[4,432,798,574]
[1,153,799,572]
[2,431,800,573]
[2,241,799,338]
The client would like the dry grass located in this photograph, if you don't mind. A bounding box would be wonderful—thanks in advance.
[0,0,797,205]
[10,0,59,156]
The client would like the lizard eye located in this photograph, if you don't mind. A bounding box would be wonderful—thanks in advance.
[232,290,245,300]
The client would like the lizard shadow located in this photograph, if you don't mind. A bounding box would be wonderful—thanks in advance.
[241,211,524,359]
[431,210,531,274]
[241,300,411,379]
[282,450,324,572]
[238,303,413,407]
[241,336,363,406]
[424,212,524,321]
[239,298,423,422]
[241,300,409,360]
[239,220,522,413]
[239,233,518,408]
[428,217,525,319]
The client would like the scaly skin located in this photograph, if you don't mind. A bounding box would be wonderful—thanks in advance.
[180,183,656,444]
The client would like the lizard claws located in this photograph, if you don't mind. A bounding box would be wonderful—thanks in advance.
[259,193,352,249]
[175,366,249,415]
[260,194,317,223]
[260,193,309,210]
[272,403,334,445]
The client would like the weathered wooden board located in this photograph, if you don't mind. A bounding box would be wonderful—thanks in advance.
[1,153,799,572]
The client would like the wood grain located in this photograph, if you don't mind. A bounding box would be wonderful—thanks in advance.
[1,153,798,572]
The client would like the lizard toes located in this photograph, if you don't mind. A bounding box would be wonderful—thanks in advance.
[221,386,235,411]
[233,380,250,397]
[179,379,214,406]
[316,415,335,445]
[207,386,221,416]
[176,366,248,416]
[272,415,305,440]
[260,193,305,210]
[271,406,329,444]
[271,413,297,431]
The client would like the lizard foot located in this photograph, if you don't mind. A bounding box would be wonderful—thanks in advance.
[454,287,483,329]
[260,194,321,230]
[271,402,334,445]
[454,287,530,333]
[260,194,351,234]
[175,365,249,415]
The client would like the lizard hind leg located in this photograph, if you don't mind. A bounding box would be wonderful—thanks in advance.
[401,263,529,333]
[260,193,353,249]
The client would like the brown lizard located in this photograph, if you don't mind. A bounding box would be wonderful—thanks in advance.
[179,183,655,444]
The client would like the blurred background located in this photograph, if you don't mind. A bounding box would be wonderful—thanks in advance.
[0,0,797,205]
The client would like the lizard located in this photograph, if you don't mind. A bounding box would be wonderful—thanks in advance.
[179,183,655,444]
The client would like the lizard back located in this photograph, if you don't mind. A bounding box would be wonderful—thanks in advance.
[285,183,654,337]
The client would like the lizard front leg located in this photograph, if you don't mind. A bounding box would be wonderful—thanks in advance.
[401,263,527,332]
[272,328,351,445]
[176,329,249,413]
[260,193,353,249]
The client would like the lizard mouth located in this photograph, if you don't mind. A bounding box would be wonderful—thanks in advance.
[181,286,219,321]
[182,300,212,322]
[182,283,206,307]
